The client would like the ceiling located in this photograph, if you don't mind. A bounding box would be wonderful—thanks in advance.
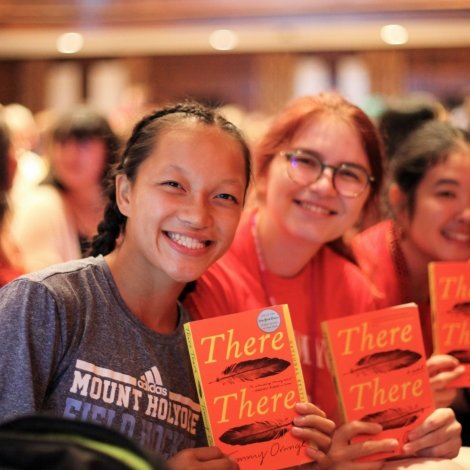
[1,1,470,58]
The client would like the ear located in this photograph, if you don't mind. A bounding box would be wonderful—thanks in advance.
[388,183,409,224]
[115,174,132,217]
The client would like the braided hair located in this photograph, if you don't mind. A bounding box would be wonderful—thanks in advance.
[90,101,251,257]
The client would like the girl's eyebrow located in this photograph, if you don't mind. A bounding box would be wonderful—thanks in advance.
[218,179,246,188]
[433,178,459,187]
[295,148,322,158]
[160,164,245,187]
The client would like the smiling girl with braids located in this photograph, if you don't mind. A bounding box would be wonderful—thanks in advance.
[0,101,334,469]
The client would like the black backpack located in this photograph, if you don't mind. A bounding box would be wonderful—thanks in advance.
[0,415,168,470]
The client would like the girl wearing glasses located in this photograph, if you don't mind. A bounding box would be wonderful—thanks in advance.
[185,93,463,467]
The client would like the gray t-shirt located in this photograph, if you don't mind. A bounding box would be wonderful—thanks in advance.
[0,256,206,458]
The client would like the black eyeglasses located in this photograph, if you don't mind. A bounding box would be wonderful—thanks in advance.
[282,149,375,198]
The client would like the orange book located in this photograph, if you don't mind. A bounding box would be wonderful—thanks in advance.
[429,260,470,387]
[321,303,435,462]
[184,304,310,470]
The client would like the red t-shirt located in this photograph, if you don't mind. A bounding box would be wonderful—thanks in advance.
[185,210,377,423]
[0,256,22,288]
[351,219,433,356]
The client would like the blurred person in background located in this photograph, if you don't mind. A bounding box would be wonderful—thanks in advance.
[11,106,120,271]
[451,93,470,133]
[378,95,446,161]
[3,103,49,206]
[0,112,23,286]
[350,94,446,232]
[107,83,153,142]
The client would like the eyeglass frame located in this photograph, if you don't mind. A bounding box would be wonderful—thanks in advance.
[280,148,375,198]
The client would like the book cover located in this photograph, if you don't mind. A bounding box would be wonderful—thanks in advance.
[321,303,435,462]
[429,260,470,388]
[184,304,310,470]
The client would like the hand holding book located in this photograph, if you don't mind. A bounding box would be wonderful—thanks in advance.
[166,446,239,470]
[321,303,462,466]
[184,304,335,469]
[327,406,461,467]
[328,420,399,466]
[290,402,335,468]
[427,354,466,408]
[322,303,436,461]
[164,403,335,470]
[401,407,461,459]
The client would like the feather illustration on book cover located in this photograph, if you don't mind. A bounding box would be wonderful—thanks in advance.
[429,260,470,387]
[349,349,422,375]
[212,357,291,384]
[321,303,435,462]
[184,304,310,470]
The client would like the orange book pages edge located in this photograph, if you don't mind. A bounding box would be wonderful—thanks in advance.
[321,303,435,462]
[428,261,470,388]
[184,304,311,470]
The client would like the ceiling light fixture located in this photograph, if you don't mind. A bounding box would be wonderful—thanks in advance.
[56,32,84,54]
[380,24,408,45]
[209,29,239,51]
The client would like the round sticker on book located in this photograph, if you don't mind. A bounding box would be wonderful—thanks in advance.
[257,308,281,333]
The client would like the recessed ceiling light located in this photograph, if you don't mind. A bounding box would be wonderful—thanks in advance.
[209,29,239,51]
[380,24,408,45]
[56,32,84,54]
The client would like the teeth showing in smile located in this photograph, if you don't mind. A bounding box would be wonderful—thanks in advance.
[297,200,334,215]
[443,230,470,243]
[167,232,207,249]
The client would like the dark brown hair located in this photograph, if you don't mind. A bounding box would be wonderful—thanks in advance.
[391,120,470,216]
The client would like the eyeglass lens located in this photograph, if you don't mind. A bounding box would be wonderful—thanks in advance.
[285,150,371,197]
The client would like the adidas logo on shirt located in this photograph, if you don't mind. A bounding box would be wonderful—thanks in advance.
[137,366,168,396]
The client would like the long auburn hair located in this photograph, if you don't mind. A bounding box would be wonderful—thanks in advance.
[253,92,386,261]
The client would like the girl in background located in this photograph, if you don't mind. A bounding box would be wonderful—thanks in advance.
[352,120,470,452]
[11,106,120,271]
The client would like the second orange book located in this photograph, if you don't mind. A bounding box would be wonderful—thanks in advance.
[321,303,435,461]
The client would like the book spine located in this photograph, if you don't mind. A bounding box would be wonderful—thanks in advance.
[320,322,347,424]
[183,323,214,446]
[428,263,440,353]
[282,305,308,402]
